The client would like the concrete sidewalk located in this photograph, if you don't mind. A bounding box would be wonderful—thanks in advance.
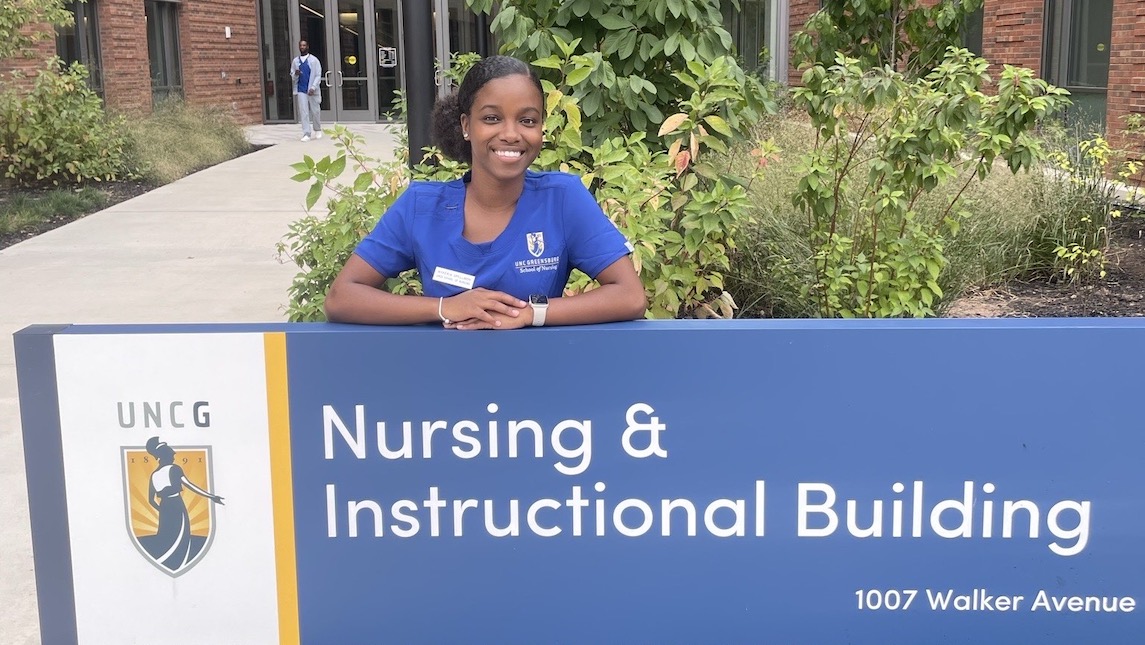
[0,123,398,644]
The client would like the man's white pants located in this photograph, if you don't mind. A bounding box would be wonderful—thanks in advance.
[297,92,321,136]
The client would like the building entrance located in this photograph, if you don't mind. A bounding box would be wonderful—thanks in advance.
[260,0,486,124]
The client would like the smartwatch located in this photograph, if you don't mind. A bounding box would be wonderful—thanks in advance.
[529,294,549,326]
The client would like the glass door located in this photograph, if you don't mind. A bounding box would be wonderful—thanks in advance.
[436,0,484,96]
[299,0,376,123]
[333,0,373,120]
[375,0,402,119]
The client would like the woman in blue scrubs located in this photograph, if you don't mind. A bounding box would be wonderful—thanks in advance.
[324,56,646,329]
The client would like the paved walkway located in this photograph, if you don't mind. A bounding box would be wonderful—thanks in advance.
[0,123,399,644]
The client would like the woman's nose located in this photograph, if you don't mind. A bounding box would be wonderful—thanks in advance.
[499,121,520,141]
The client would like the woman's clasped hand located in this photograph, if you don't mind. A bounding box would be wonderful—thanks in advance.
[439,288,528,330]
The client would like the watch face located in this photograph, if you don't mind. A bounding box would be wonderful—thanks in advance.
[530,294,548,306]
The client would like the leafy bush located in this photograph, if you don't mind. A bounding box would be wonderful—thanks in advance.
[789,50,1068,317]
[725,49,1070,318]
[124,98,252,185]
[792,0,983,78]
[277,126,451,322]
[0,0,71,61]
[0,59,129,185]
[467,0,773,148]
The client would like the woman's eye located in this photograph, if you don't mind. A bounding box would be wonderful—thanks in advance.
[521,118,538,126]
[483,115,500,123]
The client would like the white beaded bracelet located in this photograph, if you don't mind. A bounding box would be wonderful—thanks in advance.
[438,297,450,325]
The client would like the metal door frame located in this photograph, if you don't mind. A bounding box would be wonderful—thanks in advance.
[291,0,378,124]
[375,0,404,121]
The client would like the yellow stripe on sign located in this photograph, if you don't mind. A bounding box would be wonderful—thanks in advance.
[264,332,300,645]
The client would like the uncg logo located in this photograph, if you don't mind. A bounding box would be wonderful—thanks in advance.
[527,231,545,258]
[121,437,225,576]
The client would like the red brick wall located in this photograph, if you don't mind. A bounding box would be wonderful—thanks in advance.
[979,0,1044,75]
[178,0,263,124]
[0,25,62,92]
[1108,0,1145,167]
[787,0,818,85]
[1,0,264,124]
[99,0,151,116]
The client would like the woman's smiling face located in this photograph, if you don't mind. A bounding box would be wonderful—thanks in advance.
[460,74,543,184]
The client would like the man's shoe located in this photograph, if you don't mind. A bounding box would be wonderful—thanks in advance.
[315,131,323,140]
[301,135,311,142]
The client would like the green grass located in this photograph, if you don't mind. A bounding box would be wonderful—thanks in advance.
[124,99,251,185]
[0,186,109,237]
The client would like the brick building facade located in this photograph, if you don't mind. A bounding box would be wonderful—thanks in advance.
[1109,1,1145,158]
[1,0,1143,151]
[0,0,264,124]
[787,0,1145,163]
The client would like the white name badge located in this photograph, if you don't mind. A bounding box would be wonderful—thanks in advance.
[432,266,476,290]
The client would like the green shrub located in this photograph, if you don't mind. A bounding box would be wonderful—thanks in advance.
[792,0,983,78]
[277,126,441,322]
[124,98,251,185]
[467,0,774,148]
[725,50,1071,318]
[0,59,129,185]
[789,50,1066,317]
[0,0,71,61]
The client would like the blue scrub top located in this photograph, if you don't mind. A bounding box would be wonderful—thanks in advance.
[354,170,633,300]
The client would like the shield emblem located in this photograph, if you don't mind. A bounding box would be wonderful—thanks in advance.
[122,440,218,577]
[527,232,545,258]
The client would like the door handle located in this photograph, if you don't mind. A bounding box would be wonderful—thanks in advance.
[323,70,333,87]
[337,71,344,87]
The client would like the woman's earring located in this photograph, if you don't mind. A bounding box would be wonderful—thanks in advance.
[463,131,469,140]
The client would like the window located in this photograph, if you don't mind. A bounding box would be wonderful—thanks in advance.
[723,0,781,81]
[962,5,984,57]
[146,0,183,104]
[1044,0,1113,130]
[56,0,104,97]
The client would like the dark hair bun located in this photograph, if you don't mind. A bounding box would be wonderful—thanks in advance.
[431,92,469,163]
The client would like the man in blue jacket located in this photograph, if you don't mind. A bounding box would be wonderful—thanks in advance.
[290,40,323,142]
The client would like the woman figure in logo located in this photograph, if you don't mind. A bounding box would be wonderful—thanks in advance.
[142,436,224,572]
[324,55,646,328]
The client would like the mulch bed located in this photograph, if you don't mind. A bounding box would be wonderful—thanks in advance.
[945,217,1145,318]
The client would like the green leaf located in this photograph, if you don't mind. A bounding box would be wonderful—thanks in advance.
[678,37,696,61]
[567,67,592,86]
[597,13,632,30]
[305,182,323,210]
[365,198,386,217]
[532,55,563,70]
[702,114,733,137]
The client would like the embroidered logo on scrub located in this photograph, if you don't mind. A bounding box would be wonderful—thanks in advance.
[122,437,223,577]
[527,232,545,258]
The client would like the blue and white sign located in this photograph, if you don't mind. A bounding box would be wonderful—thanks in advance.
[15,319,1145,644]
